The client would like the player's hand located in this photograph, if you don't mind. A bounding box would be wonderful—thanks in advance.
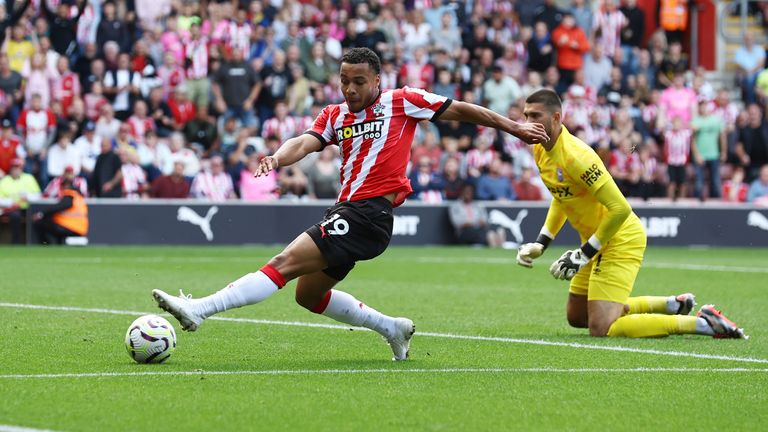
[549,249,590,280]
[515,122,549,144]
[516,242,545,268]
[254,155,278,177]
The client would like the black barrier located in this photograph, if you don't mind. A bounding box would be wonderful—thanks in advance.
[25,199,768,247]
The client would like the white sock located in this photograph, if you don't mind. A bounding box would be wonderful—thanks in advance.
[194,271,280,318]
[666,296,679,314]
[696,317,716,336]
[316,290,397,338]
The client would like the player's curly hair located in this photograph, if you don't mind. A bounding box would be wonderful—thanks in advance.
[525,89,562,113]
[340,47,381,75]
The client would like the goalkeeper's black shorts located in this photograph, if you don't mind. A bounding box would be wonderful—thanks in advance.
[305,197,394,281]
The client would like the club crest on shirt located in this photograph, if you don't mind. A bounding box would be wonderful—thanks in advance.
[372,103,385,117]
[556,167,564,182]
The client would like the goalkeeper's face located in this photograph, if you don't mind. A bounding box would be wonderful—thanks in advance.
[523,103,562,146]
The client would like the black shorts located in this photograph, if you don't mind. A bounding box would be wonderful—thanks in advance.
[306,197,394,281]
[668,165,686,185]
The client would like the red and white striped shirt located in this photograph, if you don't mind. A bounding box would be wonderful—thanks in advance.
[308,87,450,206]
[190,171,234,201]
[52,72,81,116]
[227,22,251,54]
[663,129,692,166]
[17,108,56,155]
[121,163,147,199]
[708,101,739,129]
[562,100,594,131]
[184,37,209,80]
[261,116,309,141]
[592,8,627,58]
[126,116,156,144]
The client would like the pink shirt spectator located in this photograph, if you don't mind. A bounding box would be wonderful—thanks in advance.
[161,31,185,64]
[239,169,279,201]
[660,86,697,125]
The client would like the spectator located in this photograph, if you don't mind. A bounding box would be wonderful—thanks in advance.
[402,9,431,57]
[431,11,462,59]
[535,0,565,32]
[733,33,765,105]
[238,153,278,201]
[183,22,210,110]
[747,164,768,204]
[47,131,81,178]
[97,1,131,53]
[91,137,122,198]
[157,53,185,100]
[43,165,88,198]
[0,54,22,117]
[304,146,340,200]
[657,41,688,89]
[0,119,23,176]
[476,157,516,201]
[74,121,100,175]
[303,41,336,87]
[619,0,645,70]
[691,101,726,200]
[569,0,593,34]
[664,116,693,201]
[149,160,190,199]
[355,15,388,59]
[551,12,590,86]
[0,0,30,48]
[42,0,85,56]
[609,137,642,195]
[527,21,554,74]
[32,179,88,245]
[213,47,261,132]
[183,107,218,157]
[146,86,174,137]
[0,158,40,243]
[399,46,434,89]
[466,130,497,180]
[277,164,307,199]
[592,0,627,60]
[736,104,768,182]
[409,155,445,203]
[190,155,235,201]
[513,166,544,201]
[600,66,629,108]
[22,53,55,110]
[260,100,306,141]
[118,147,147,199]
[104,53,142,121]
[167,85,196,130]
[441,156,466,201]
[722,166,749,202]
[483,65,522,115]
[17,93,57,185]
[659,72,697,127]
[659,0,689,44]
[448,183,505,247]
[582,43,612,92]
[6,24,34,73]
[166,133,200,177]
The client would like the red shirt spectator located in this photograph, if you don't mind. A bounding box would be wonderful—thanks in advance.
[551,15,590,72]
[167,87,196,127]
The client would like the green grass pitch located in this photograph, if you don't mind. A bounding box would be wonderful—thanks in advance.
[1,246,767,431]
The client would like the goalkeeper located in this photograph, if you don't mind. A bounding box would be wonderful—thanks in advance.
[516,89,747,339]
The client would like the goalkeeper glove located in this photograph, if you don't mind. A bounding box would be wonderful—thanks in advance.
[516,243,544,268]
[516,233,552,268]
[548,236,602,280]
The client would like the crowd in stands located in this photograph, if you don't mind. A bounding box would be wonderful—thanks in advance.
[1,0,768,213]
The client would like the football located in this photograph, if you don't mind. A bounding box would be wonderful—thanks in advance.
[124,315,177,364]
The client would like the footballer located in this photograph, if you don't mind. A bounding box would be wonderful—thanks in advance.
[517,89,747,339]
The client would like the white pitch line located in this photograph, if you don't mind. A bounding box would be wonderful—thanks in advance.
[0,425,59,432]
[1,367,766,380]
[0,302,764,364]
[3,256,768,274]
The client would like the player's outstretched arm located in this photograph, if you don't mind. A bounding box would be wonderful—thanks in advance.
[254,134,323,177]
[438,100,549,144]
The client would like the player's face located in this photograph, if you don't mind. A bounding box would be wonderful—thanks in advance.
[523,103,560,146]
[340,62,380,113]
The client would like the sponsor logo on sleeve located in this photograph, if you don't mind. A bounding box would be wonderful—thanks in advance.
[580,163,603,187]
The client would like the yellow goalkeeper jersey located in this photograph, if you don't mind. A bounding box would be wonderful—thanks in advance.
[533,126,641,243]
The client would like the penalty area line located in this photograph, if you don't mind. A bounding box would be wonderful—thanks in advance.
[0,302,764,364]
[1,368,767,380]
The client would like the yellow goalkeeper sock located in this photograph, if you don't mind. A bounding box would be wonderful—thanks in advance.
[626,296,670,314]
[607,314,698,338]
